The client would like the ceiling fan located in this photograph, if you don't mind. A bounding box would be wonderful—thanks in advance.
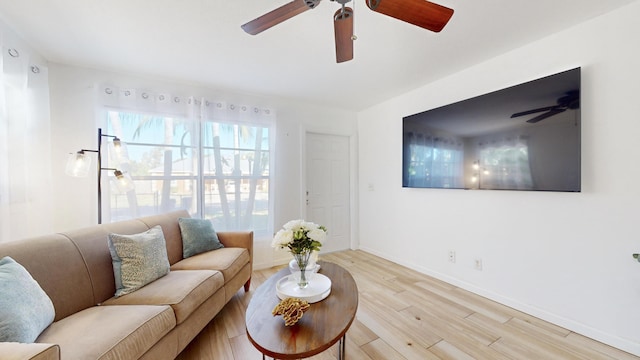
[241,0,454,63]
[511,90,580,124]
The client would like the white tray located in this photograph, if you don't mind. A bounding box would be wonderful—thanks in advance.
[276,273,332,303]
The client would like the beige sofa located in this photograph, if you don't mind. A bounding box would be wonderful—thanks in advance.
[0,210,253,360]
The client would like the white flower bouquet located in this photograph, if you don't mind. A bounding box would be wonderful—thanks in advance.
[271,219,327,255]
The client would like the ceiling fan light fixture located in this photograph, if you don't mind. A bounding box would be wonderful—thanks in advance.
[334,6,354,63]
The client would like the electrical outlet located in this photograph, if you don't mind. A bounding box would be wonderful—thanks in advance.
[448,250,456,263]
[474,258,483,271]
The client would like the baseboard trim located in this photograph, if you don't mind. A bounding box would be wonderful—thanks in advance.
[358,245,640,357]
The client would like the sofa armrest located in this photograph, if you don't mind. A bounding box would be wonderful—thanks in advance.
[0,342,60,360]
[217,231,253,260]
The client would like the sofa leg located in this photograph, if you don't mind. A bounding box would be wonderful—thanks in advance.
[244,278,251,292]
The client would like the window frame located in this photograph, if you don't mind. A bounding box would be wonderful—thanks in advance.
[102,107,275,238]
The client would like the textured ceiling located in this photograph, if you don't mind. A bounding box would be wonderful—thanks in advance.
[0,0,636,110]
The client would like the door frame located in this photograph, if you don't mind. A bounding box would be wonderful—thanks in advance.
[301,129,359,251]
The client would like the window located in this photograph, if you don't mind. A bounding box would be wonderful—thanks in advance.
[105,109,272,236]
[201,120,270,234]
[477,136,533,190]
[406,132,464,188]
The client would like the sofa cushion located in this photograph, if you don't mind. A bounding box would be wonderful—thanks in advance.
[178,218,224,258]
[108,226,171,297]
[102,270,223,325]
[0,256,55,343]
[36,305,175,360]
[170,247,250,283]
[0,342,60,360]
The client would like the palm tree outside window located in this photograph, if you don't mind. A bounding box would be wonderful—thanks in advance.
[105,110,272,237]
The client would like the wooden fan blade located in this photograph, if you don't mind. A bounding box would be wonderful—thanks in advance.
[511,106,559,118]
[241,0,311,35]
[366,0,454,32]
[526,108,566,123]
[334,7,354,63]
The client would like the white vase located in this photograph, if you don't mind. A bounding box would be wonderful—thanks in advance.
[290,251,312,288]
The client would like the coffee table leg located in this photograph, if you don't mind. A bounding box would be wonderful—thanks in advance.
[338,334,346,360]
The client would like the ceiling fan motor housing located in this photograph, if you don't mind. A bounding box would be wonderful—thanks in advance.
[304,0,322,9]
[367,0,382,10]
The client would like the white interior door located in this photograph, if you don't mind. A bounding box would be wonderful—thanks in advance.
[305,133,351,253]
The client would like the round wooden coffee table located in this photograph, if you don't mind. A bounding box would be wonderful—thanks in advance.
[245,261,358,359]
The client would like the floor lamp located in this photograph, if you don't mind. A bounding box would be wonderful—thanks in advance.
[65,128,134,224]
[471,160,489,189]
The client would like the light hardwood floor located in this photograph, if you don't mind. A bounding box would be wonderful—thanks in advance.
[176,250,638,360]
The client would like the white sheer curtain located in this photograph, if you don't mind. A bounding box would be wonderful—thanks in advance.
[198,100,274,235]
[405,131,464,188]
[477,135,533,190]
[96,85,275,237]
[0,23,53,242]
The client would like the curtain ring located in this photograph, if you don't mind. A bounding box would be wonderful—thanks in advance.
[105,88,113,95]
[7,48,19,57]
[31,65,40,74]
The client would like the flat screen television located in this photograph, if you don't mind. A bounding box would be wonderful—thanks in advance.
[403,67,581,192]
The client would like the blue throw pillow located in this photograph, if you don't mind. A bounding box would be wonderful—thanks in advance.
[178,217,224,258]
[0,256,55,342]
[108,225,170,297]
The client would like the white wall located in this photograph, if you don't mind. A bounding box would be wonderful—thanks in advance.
[357,1,640,355]
[47,64,357,269]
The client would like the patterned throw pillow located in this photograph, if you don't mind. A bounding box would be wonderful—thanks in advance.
[178,218,224,258]
[108,226,170,297]
[0,256,55,342]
